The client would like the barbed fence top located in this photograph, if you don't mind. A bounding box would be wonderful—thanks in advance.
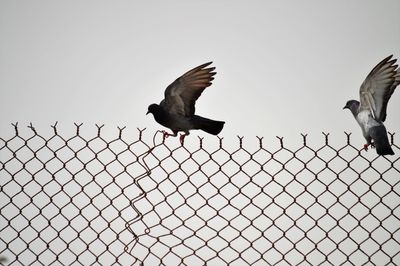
[1,124,399,265]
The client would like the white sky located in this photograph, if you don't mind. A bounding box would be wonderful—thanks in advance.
[1,0,400,145]
[1,2,400,264]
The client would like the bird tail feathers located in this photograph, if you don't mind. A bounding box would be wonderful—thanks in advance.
[370,126,394,155]
[193,116,225,135]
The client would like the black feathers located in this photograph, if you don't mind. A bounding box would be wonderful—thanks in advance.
[147,62,225,144]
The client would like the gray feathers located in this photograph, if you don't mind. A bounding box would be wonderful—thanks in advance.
[359,55,400,122]
[369,125,394,155]
[344,55,399,155]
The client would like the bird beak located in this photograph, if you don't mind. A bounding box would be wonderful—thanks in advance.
[343,106,347,110]
[146,110,149,115]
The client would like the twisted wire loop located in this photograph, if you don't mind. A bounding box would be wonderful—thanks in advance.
[0,125,399,265]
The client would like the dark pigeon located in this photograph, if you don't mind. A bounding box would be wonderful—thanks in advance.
[343,55,400,155]
[147,62,225,144]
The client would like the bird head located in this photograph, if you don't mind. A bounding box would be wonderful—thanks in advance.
[343,100,360,114]
[343,100,360,110]
[146,104,159,115]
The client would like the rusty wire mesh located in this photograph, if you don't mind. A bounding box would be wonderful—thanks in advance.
[0,124,399,265]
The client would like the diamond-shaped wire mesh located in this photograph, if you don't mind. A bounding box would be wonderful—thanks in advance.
[0,124,399,265]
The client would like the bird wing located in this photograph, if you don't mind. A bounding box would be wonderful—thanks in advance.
[359,55,400,122]
[161,62,216,116]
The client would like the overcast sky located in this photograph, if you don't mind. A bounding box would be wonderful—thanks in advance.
[1,0,399,145]
[1,2,400,264]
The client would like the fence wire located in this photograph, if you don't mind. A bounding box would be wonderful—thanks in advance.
[0,124,399,265]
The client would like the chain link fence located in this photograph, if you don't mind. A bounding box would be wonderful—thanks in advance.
[0,124,399,265]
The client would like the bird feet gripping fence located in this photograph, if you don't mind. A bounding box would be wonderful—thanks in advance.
[0,124,399,265]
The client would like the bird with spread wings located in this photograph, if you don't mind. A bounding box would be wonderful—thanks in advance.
[344,55,400,155]
[147,62,225,144]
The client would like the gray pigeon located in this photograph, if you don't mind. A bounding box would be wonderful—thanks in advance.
[147,62,225,144]
[343,55,400,155]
